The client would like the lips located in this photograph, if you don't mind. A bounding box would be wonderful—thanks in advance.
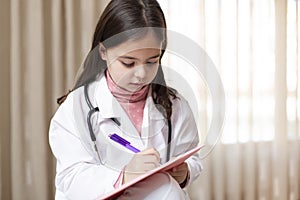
[129,83,146,91]
[130,82,144,86]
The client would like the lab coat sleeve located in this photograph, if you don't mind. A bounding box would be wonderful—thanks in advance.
[49,94,119,200]
[171,96,203,187]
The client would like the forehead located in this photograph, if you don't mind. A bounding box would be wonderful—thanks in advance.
[108,33,162,57]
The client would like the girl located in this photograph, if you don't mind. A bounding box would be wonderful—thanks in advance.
[49,0,202,199]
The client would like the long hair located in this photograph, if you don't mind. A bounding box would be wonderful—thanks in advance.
[57,0,177,120]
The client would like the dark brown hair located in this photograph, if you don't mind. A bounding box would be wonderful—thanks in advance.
[57,0,177,120]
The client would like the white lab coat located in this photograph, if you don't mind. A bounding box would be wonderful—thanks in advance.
[49,74,202,200]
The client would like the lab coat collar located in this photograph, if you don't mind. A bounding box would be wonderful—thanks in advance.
[94,74,121,121]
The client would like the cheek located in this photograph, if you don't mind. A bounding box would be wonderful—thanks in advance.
[108,63,133,83]
[108,63,122,82]
[147,65,160,80]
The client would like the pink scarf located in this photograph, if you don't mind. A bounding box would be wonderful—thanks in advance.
[105,70,149,134]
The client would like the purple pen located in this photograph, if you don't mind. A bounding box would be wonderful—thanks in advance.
[109,133,140,153]
[110,133,129,144]
[124,144,140,153]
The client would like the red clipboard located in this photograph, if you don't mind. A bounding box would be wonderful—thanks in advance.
[96,145,204,200]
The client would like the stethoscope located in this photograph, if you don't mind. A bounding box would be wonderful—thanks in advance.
[84,83,172,164]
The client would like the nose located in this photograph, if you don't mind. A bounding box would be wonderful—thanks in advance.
[134,65,146,81]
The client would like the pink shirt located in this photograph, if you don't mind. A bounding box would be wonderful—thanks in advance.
[105,70,149,135]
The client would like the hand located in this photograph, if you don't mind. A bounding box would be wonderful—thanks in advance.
[167,162,189,185]
[124,148,160,183]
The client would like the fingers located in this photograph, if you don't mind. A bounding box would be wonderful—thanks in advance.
[170,162,186,171]
[143,161,159,171]
[169,167,185,177]
[123,148,161,183]
[126,148,160,172]
[167,162,188,184]
[139,148,160,161]
[171,162,186,172]
[138,148,160,171]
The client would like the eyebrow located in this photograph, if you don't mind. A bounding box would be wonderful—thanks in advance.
[119,54,161,61]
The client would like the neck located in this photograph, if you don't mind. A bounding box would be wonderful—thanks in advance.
[105,70,149,103]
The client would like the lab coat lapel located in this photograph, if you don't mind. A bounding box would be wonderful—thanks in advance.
[141,95,167,149]
[115,103,145,149]
[94,75,145,150]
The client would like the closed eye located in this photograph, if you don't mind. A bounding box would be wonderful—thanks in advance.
[120,61,135,67]
[146,60,159,65]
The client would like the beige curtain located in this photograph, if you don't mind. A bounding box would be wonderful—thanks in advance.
[161,0,300,199]
[1,0,299,199]
[0,0,109,199]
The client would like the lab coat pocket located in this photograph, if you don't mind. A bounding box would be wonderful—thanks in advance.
[97,120,133,172]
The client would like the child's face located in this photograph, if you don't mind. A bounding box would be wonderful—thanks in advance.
[100,33,162,92]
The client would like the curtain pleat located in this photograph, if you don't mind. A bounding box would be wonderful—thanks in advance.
[273,0,288,199]
[64,0,79,87]
[11,0,48,199]
[0,0,12,199]
[50,0,65,109]
[243,142,257,200]
[225,144,241,200]
[11,0,29,199]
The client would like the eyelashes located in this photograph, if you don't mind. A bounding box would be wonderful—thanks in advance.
[121,62,135,67]
[120,61,159,68]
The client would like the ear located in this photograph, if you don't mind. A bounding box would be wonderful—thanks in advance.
[99,43,107,61]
